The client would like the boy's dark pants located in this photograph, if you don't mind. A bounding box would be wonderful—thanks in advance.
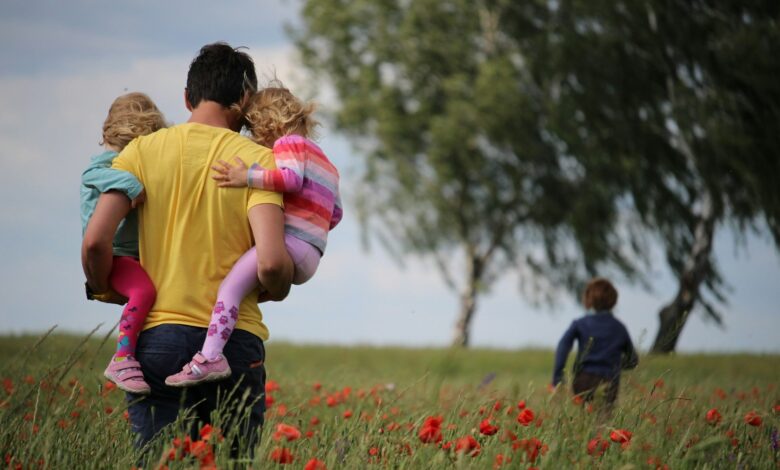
[572,371,619,407]
[125,324,266,452]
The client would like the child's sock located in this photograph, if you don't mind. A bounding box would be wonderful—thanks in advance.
[201,248,260,361]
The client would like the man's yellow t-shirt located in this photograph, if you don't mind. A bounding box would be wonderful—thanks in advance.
[112,123,282,340]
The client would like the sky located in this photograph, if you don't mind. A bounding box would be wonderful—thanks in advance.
[0,0,778,353]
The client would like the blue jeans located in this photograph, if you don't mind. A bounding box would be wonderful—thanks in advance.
[126,324,266,451]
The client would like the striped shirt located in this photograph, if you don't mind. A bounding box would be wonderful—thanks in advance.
[247,134,342,253]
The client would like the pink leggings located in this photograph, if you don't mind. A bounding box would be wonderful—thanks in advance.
[200,235,320,359]
[109,256,156,358]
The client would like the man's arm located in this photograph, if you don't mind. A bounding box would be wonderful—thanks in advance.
[248,204,293,301]
[82,191,130,293]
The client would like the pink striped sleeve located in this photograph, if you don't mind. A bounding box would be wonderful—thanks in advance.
[246,135,307,192]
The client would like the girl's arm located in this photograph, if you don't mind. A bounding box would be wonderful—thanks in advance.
[212,135,307,192]
[329,192,343,230]
[82,160,144,201]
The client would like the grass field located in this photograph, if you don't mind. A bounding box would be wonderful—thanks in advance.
[1,330,778,468]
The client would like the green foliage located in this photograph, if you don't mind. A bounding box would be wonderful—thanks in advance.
[1,333,778,468]
[292,0,780,341]
[293,0,639,306]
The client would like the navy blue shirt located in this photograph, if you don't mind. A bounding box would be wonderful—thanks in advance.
[552,311,638,385]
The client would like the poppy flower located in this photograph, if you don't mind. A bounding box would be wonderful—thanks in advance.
[517,409,534,426]
[343,409,353,419]
[517,400,526,410]
[273,423,302,442]
[265,380,280,392]
[304,458,326,470]
[199,424,221,441]
[744,411,762,427]
[587,437,609,457]
[705,408,722,425]
[270,447,294,464]
[479,418,499,436]
[454,435,481,457]
[419,416,443,444]
[514,437,547,463]
[610,429,632,444]
[493,453,510,468]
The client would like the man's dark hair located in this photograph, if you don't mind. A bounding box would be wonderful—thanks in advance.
[186,42,258,108]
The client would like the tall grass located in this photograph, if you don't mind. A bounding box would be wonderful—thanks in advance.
[1,331,777,468]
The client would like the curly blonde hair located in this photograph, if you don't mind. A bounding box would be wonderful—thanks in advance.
[244,83,318,147]
[102,92,167,150]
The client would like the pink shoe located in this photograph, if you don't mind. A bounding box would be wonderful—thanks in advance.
[104,355,151,395]
[165,352,231,387]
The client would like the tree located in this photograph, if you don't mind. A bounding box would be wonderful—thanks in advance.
[537,0,780,352]
[292,0,643,346]
[292,0,780,351]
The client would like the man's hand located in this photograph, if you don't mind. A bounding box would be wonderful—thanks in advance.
[248,204,293,301]
[82,191,130,293]
[212,157,249,187]
[130,189,146,209]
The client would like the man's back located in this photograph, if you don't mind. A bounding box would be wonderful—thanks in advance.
[113,122,281,339]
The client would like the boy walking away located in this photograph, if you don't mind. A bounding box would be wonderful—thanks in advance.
[552,277,638,410]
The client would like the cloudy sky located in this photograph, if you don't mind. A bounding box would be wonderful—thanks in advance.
[1,0,778,353]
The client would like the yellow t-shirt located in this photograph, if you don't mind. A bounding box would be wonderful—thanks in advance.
[112,123,282,340]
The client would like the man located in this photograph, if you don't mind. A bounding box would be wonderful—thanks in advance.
[82,42,293,450]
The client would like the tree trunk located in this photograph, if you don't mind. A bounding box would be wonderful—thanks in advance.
[651,193,716,353]
[451,255,483,348]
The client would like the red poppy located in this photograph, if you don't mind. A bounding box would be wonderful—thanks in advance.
[418,416,443,443]
[190,440,213,463]
[517,400,526,410]
[273,423,302,442]
[313,382,322,391]
[454,435,481,457]
[493,400,503,411]
[493,453,510,468]
[517,409,534,426]
[609,429,632,444]
[513,437,546,462]
[2,378,13,395]
[343,409,353,419]
[326,395,338,407]
[265,380,280,392]
[587,437,609,457]
[265,393,275,408]
[744,411,762,427]
[310,416,320,426]
[270,447,294,464]
[304,458,326,470]
[479,418,499,436]
[705,408,722,425]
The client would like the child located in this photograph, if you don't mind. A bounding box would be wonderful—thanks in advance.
[165,85,342,387]
[81,92,166,394]
[551,277,638,408]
